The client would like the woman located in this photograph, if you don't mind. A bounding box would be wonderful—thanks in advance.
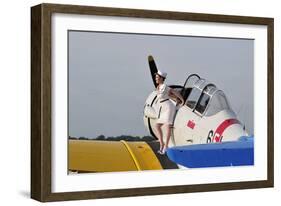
[154,70,184,155]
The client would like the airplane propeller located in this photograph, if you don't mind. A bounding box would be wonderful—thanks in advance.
[148,55,158,88]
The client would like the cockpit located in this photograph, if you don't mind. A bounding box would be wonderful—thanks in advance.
[180,74,231,117]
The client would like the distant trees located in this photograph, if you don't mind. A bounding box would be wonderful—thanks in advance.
[96,135,105,140]
[69,134,155,142]
[141,136,156,141]
[78,136,88,140]
[103,135,141,141]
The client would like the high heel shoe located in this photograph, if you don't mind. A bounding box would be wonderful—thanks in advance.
[161,146,168,155]
[157,149,166,155]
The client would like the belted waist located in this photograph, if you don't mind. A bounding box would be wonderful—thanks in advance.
[160,99,169,103]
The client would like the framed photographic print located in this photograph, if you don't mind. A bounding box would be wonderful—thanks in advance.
[31,3,274,202]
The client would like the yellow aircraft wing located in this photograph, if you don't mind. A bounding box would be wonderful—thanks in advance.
[69,140,178,173]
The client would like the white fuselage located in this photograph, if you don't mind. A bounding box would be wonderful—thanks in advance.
[143,91,248,147]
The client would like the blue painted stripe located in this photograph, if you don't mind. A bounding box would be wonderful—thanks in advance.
[166,137,254,168]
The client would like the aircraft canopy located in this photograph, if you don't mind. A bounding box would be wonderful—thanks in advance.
[184,75,231,117]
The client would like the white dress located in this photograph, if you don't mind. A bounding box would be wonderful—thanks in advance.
[156,84,176,125]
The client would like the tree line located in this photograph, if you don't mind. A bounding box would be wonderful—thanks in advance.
[69,134,156,142]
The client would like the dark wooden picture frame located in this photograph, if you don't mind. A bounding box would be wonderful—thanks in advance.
[31,3,274,202]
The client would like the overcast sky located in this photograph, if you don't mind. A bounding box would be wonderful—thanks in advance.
[68,31,254,138]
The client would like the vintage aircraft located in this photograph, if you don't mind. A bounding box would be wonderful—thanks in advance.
[68,55,254,173]
[143,55,254,168]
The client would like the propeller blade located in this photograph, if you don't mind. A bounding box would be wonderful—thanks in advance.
[148,55,158,88]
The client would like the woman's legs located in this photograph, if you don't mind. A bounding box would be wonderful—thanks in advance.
[163,124,173,152]
[155,123,164,152]
[156,123,173,154]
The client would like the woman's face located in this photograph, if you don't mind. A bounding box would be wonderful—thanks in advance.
[155,74,163,84]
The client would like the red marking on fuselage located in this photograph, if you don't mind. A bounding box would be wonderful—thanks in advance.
[212,119,240,142]
[187,120,195,129]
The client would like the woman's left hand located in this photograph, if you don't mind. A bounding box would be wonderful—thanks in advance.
[177,99,184,107]
[169,88,184,107]
[180,100,184,107]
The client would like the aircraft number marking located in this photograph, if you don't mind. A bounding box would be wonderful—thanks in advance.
[207,130,224,143]
[207,130,213,143]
